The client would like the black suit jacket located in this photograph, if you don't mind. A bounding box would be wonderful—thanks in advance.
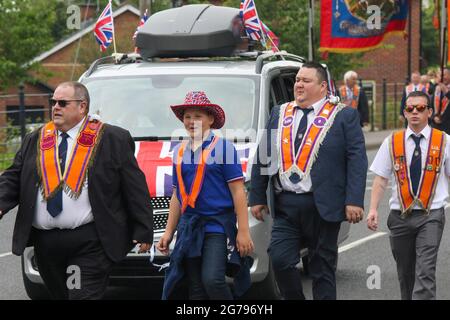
[0,124,153,262]
[249,103,368,222]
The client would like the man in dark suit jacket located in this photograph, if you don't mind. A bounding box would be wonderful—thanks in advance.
[249,62,367,300]
[0,81,153,300]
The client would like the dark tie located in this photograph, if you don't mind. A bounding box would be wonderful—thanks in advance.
[410,134,422,196]
[294,108,314,154]
[289,107,313,184]
[47,132,69,217]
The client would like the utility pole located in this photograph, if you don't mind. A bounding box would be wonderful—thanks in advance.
[407,0,412,81]
[308,0,315,61]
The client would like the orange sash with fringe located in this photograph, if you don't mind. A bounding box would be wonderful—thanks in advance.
[176,136,220,213]
[390,129,445,213]
[280,101,342,181]
[38,118,104,200]
[339,85,360,109]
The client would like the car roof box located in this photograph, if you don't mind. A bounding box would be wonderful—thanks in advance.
[136,4,243,59]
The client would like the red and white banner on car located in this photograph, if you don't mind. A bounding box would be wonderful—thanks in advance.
[135,141,255,198]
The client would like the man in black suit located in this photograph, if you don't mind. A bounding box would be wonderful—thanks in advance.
[0,81,153,299]
[249,62,367,300]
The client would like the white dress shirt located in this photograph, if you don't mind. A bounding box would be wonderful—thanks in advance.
[33,117,94,230]
[370,125,450,210]
[346,86,354,100]
[276,97,327,194]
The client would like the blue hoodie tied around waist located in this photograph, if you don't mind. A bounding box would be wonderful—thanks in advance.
[161,211,253,300]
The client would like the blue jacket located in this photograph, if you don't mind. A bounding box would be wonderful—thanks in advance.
[162,212,252,299]
[249,102,368,222]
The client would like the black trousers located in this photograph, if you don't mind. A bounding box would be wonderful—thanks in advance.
[269,191,341,300]
[32,222,114,300]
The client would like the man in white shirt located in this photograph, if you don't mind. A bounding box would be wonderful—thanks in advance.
[367,90,450,300]
[0,81,153,299]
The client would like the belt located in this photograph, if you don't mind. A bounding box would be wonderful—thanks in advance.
[390,207,444,215]
[32,222,95,233]
[280,190,313,196]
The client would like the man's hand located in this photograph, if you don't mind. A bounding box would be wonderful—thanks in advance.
[132,240,151,253]
[250,205,269,222]
[366,209,378,231]
[345,205,364,224]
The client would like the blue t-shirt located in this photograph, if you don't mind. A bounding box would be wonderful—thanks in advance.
[172,133,244,233]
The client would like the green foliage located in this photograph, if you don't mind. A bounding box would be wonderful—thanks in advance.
[421,3,440,71]
[0,0,58,90]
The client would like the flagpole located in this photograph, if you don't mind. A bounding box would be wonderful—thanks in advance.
[110,0,117,54]
[440,0,447,82]
[437,0,447,119]
[254,1,267,47]
[266,33,280,52]
[308,0,315,61]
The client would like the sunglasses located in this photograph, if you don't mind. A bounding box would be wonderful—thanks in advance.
[50,99,83,107]
[404,104,429,113]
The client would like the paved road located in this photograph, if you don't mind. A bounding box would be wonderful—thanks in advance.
[2,149,450,300]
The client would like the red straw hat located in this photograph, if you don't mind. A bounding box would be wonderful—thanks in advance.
[170,91,225,129]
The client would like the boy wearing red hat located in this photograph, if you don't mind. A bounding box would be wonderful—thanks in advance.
[156,91,254,300]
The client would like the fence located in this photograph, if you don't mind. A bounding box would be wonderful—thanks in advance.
[0,81,409,170]
[370,79,409,131]
[0,86,52,171]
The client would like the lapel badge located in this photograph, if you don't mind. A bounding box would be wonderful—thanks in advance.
[394,163,400,171]
[426,164,433,171]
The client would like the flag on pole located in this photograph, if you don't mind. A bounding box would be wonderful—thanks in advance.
[239,0,267,46]
[319,0,409,54]
[133,9,149,40]
[262,22,279,52]
[94,1,114,52]
[433,0,440,29]
[446,0,450,64]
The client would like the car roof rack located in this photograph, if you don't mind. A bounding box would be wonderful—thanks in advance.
[85,53,143,77]
[255,51,306,74]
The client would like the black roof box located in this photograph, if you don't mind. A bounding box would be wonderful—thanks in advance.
[135,4,244,59]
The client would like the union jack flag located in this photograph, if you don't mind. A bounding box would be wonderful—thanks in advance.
[94,1,114,52]
[133,9,148,40]
[239,0,265,45]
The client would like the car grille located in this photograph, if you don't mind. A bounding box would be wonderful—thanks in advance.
[151,197,170,232]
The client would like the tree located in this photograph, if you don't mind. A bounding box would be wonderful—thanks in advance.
[421,3,440,71]
[0,0,58,90]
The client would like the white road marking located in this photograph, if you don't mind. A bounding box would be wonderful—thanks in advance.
[0,252,12,258]
[338,232,387,253]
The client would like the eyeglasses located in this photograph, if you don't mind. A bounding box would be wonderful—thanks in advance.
[50,99,83,107]
[404,104,429,113]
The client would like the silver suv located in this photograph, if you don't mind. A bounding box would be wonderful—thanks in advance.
[21,4,350,300]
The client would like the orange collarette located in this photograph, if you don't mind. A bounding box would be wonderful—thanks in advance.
[176,136,220,213]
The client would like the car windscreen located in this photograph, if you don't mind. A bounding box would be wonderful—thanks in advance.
[84,75,259,140]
